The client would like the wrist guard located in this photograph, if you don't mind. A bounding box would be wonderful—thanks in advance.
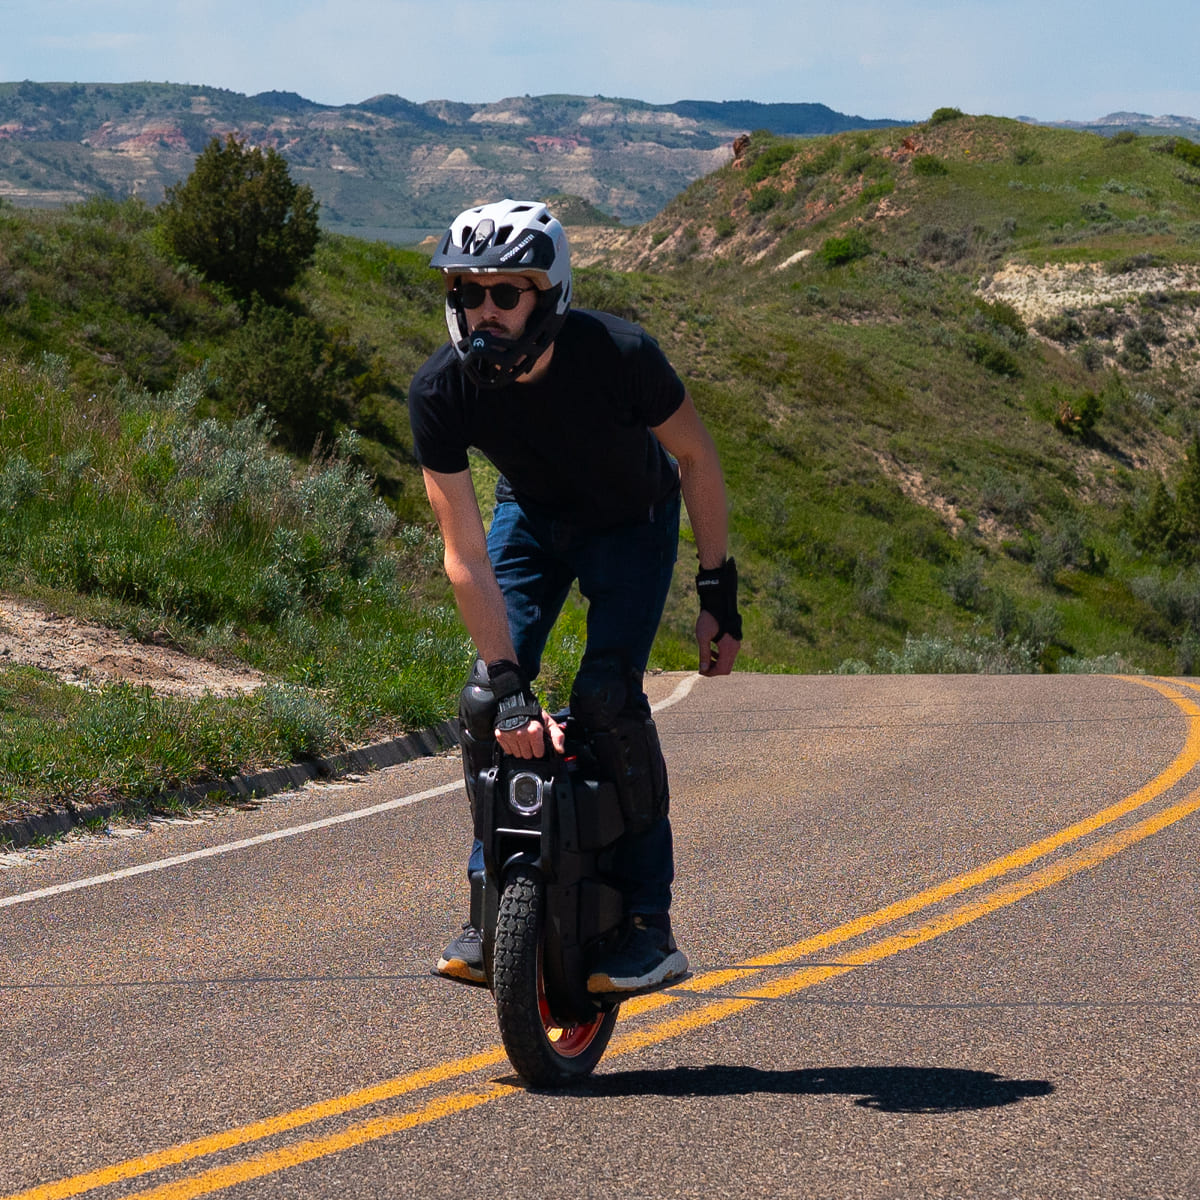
[696,557,744,641]
[486,658,542,734]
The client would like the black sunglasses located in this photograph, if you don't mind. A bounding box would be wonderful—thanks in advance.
[453,280,537,310]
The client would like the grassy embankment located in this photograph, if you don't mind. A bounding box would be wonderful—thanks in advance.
[3,110,1200,823]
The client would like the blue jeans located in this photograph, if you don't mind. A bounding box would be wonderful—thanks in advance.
[467,488,681,913]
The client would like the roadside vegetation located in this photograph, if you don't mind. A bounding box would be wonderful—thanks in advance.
[4,114,1200,824]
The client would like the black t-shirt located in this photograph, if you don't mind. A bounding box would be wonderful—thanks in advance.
[408,309,686,529]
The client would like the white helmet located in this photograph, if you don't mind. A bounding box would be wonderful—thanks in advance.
[430,199,572,386]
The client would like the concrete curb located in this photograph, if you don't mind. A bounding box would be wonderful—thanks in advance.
[0,719,462,851]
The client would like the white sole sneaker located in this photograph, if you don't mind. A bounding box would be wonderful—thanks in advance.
[587,948,689,995]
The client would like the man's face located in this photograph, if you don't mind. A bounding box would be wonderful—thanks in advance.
[452,273,541,339]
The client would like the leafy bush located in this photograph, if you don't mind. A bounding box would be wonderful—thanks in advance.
[213,300,385,452]
[0,454,43,510]
[917,226,968,262]
[852,542,893,619]
[943,553,988,609]
[1138,310,1168,346]
[130,372,395,588]
[1131,568,1200,671]
[158,135,320,303]
[1134,434,1200,563]
[1084,307,1128,339]
[1105,252,1164,275]
[745,142,799,185]
[747,187,782,215]
[1102,178,1149,198]
[913,155,949,177]
[1131,569,1200,629]
[803,141,843,176]
[859,179,895,206]
[819,229,871,267]
[841,149,874,177]
[1119,328,1152,370]
[973,297,1027,340]
[928,107,965,125]
[979,469,1032,524]
[1134,478,1178,556]
[1034,313,1086,343]
[1053,388,1103,436]
[1171,138,1200,169]
[965,334,1020,377]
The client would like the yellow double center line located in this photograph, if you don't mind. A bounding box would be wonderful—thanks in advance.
[10,676,1200,1200]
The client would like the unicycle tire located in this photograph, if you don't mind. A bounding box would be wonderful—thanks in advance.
[493,866,618,1087]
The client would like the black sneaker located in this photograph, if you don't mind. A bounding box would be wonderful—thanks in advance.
[587,914,689,995]
[435,923,487,986]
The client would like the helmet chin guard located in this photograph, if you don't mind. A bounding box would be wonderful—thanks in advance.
[431,199,572,388]
[459,330,540,388]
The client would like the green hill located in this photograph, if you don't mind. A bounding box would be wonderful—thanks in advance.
[0,83,900,230]
[575,113,1200,672]
[3,110,1200,824]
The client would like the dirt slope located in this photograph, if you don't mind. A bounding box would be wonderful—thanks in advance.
[0,597,264,698]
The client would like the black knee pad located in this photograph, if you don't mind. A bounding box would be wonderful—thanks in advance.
[570,653,668,835]
[570,652,630,728]
[458,658,497,801]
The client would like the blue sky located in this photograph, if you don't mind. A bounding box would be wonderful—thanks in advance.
[3,0,1197,123]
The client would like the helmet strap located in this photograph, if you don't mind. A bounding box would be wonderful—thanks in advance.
[453,283,565,388]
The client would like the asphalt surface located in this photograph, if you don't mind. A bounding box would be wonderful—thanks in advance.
[1,671,1198,1199]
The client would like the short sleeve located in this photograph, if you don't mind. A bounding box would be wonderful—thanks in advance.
[408,349,472,474]
[633,330,687,428]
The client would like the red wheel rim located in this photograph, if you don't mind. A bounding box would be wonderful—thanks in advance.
[537,956,609,1058]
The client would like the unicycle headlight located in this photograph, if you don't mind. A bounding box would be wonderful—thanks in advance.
[508,771,544,817]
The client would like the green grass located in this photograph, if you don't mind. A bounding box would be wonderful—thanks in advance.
[0,354,469,817]
[4,115,1200,823]
[625,118,1200,677]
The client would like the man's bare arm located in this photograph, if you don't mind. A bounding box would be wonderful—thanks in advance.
[651,395,729,570]
[652,395,742,676]
[421,467,516,663]
[421,467,563,755]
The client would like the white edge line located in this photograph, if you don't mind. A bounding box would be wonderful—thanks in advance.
[1,672,702,910]
[0,782,462,910]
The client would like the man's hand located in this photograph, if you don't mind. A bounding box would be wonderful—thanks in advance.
[697,609,741,676]
[496,710,566,758]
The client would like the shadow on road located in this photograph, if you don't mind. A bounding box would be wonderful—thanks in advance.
[556,1064,1054,1111]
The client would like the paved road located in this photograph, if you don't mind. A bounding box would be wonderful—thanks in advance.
[1,672,1198,1199]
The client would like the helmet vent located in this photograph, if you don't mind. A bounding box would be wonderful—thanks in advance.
[466,218,495,253]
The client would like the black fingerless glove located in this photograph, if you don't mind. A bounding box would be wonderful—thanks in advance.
[486,658,542,733]
[696,557,744,641]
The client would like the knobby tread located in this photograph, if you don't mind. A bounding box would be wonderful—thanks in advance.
[493,866,616,1086]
